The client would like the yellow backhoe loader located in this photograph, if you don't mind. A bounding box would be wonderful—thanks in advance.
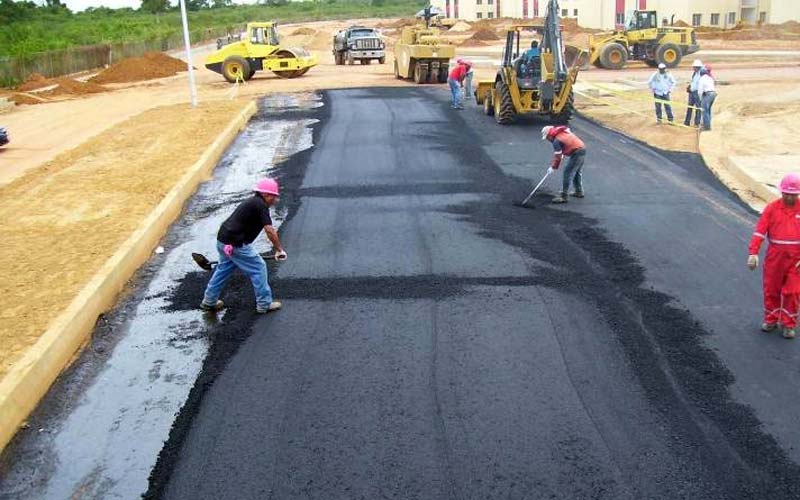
[475,0,585,125]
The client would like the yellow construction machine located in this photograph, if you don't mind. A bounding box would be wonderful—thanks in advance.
[393,26,456,84]
[475,0,585,125]
[205,22,318,83]
[589,11,699,70]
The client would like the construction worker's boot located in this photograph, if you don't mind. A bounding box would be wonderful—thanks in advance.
[200,299,225,312]
[551,193,568,204]
[783,327,796,339]
[570,191,585,199]
[256,301,282,314]
[761,322,778,333]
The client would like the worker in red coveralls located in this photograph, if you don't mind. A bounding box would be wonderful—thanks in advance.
[541,125,587,204]
[747,172,800,339]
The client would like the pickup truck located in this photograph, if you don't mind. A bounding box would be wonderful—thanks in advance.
[333,26,385,65]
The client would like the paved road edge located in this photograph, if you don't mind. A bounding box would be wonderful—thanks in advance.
[0,99,258,453]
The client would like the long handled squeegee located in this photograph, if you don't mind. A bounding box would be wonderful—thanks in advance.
[191,252,277,271]
[513,167,554,209]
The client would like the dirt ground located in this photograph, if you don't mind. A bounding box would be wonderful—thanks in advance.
[1,16,799,380]
[0,100,247,379]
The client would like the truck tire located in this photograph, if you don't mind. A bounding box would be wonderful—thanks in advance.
[394,60,402,79]
[656,43,682,68]
[413,62,428,84]
[334,52,344,65]
[379,56,386,64]
[494,81,515,124]
[552,90,574,124]
[245,68,256,81]
[483,90,494,115]
[222,56,250,83]
[438,63,449,83]
[599,43,628,70]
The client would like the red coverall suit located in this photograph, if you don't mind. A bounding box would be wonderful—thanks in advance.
[749,199,800,328]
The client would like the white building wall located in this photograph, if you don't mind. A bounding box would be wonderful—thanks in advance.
[431,0,798,27]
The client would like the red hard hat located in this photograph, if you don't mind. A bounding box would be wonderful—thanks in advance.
[254,178,280,196]
[780,173,800,194]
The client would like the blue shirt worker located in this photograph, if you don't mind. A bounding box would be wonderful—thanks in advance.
[684,59,703,127]
[201,178,287,314]
[647,63,677,123]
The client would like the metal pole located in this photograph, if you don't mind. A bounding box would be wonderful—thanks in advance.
[178,0,198,108]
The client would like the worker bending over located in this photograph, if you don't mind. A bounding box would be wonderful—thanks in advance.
[541,125,587,204]
[747,173,800,339]
[201,178,287,314]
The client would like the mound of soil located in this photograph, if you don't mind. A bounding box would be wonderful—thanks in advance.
[449,21,472,33]
[17,73,51,92]
[673,20,691,27]
[291,27,316,36]
[47,78,108,96]
[459,38,487,47]
[8,93,48,105]
[469,28,500,41]
[90,52,189,84]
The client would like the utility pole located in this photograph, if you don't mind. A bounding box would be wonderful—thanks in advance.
[178,0,198,108]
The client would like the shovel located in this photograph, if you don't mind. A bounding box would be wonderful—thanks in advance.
[191,251,278,271]
[513,167,554,209]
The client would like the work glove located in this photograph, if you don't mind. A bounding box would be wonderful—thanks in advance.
[274,249,288,261]
[747,254,759,270]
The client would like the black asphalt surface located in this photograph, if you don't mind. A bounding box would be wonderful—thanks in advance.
[148,87,800,499]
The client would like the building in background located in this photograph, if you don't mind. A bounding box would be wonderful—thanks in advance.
[430,0,800,29]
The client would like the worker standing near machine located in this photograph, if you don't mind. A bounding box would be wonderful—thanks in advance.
[541,125,587,204]
[747,173,800,339]
[647,62,676,124]
[447,59,470,109]
[200,178,287,314]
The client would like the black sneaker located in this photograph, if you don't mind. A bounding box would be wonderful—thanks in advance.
[570,191,585,198]
[200,300,225,312]
[256,301,282,314]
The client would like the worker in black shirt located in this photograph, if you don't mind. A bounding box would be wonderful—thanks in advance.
[201,178,287,314]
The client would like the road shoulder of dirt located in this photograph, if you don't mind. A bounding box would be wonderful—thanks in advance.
[0,98,257,453]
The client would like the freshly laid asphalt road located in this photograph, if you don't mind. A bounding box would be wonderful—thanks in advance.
[148,88,800,499]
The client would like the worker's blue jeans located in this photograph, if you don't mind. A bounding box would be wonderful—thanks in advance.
[447,78,461,108]
[654,93,674,122]
[464,72,473,100]
[701,91,717,130]
[202,241,273,310]
[684,91,701,126]
[561,149,586,195]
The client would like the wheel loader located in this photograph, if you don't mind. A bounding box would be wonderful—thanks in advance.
[589,11,699,70]
[475,0,585,125]
[205,22,318,83]
[393,25,455,84]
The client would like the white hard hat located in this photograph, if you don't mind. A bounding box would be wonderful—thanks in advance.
[541,126,553,140]
[692,59,703,67]
[658,63,667,69]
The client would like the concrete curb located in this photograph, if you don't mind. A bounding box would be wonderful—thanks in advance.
[0,99,258,453]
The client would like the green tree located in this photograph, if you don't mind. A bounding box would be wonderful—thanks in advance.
[211,0,232,8]
[140,0,169,13]
[185,0,208,10]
